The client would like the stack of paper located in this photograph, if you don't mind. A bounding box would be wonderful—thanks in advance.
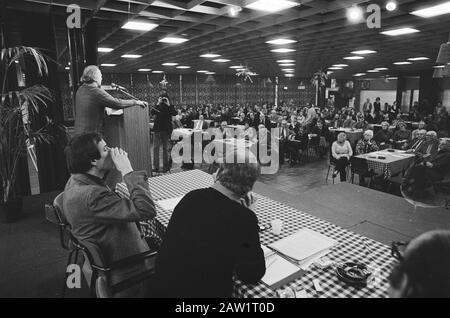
[261,246,305,290]
[268,228,337,268]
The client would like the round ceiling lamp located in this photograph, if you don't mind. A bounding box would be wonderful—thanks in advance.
[386,1,397,12]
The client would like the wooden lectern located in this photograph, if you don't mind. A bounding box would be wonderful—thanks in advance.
[103,98,152,188]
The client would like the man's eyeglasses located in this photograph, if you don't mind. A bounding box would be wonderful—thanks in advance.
[391,241,409,261]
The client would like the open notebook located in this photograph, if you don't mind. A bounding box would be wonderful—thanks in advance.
[268,228,337,267]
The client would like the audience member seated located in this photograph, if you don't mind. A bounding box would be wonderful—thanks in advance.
[331,132,353,182]
[63,133,157,297]
[193,114,209,130]
[416,131,439,160]
[407,129,426,153]
[353,113,369,130]
[374,121,394,149]
[355,130,379,155]
[287,125,309,165]
[389,230,450,298]
[241,121,257,142]
[343,115,356,129]
[392,113,403,128]
[393,122,411,150]
[331,114,343,128]
[411,121,426,140]
[278,120,290,164]
[153,151,266,297]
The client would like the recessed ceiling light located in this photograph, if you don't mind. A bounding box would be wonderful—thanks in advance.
[332,64,349,67]
[213,59,230,63]
[407,57,429,61]
[353,73,366,76]
[387,77,398,80]
[386,1,397,11]
[64,67,70,70]
[344,56,365,60]
[266,39,297,45]
[197,70,209,73]
[138,68,151,71]
[285,74,295,77]
[121,54,142,58]
[381,27,420,36]
[176,66,191,69]
[230,66,244,69]
[98,47,113,53]
[351,50,377,54]
[271,48,295,53]
[367,70,379,73]
[236,68,246,71]
[162,62,178,66]
[159,36,189,44]
[433,65,445,68]
[328,67,343,70]
[206,72,216,75]
[152,70,164,73]
[279,63,295,66]
[277,59,295,63]
[245,0,298,13]
[100,63,116,67]
[394,61,412,65]
[282,68,295,71]
[374,67,389,71]
[410,1,450,18]
[122,21,158,31]
[347,5,364,23]
[200,53,221,58]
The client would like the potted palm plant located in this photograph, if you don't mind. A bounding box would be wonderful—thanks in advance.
[0,46,64,223]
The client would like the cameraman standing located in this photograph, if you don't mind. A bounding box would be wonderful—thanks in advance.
[152,94,177,172]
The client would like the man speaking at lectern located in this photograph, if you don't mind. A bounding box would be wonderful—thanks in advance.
[74,65,148,135]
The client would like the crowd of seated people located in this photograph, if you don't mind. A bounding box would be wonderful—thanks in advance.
[156,98,449,173]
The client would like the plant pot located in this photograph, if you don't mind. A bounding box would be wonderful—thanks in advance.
[0,198,24,223]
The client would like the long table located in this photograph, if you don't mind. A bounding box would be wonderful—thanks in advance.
[355,149,415,178]
[116,170,395,298]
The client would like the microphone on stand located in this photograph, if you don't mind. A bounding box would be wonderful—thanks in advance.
[111,83,128,91]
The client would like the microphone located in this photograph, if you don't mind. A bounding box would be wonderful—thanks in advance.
[111,83,128,91]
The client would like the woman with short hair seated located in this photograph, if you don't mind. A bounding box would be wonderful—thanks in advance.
[389,230,450,298]
[331,132,353,181]
[393,122,411,150]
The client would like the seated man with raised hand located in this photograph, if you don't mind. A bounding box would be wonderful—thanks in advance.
[154,150,266,298]
[63,133,157,297]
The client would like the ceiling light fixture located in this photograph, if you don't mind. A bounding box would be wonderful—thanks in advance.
[407,57,429,61]
[138,68,151,71]
[277,59,295,63]
[344,56,365,60]
[353,73,366,76]
[159,36,189,44]
[245,0,298,13]
[213,59,231,62]
[285,74,295,77]
[393,61,412,65]
[121,54,142,58]
[328,67,343,70]
[374,67,389,71]
[100,63,116,67]
[162,62,178,66]
[367,70,380,72]
[122,21,158,31]
[351,50,377,54]
[176,66,191,69]
[266,39,297,45]
[98,47,113,53]
[152,70,164,73]
[229,66,243,69]
[206,72,216,75]
[433,65,445,68]
[197,70,209,73]
[271,48,295,53]
[411,1,450,18]
[381,27,420,36]
[200,53,221,58]
[332,64,349,67]
[279,63,295,66]
[347,5,364,23]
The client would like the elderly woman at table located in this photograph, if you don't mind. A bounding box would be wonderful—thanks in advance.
[353,113,369,130]
[356,130,379,155]
[389,230,450,298]
[331,132,353,181]
[153,151,265,297]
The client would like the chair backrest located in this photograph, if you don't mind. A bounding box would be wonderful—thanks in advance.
[44,192,74,250]
[95,276,112,298]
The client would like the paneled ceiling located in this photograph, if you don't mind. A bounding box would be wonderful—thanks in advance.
[5,0,450,79]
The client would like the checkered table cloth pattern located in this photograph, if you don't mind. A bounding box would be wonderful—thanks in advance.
[116,170,395,298]
[357,152,415,179]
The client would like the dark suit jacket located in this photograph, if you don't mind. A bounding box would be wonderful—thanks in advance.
[154,188,265,297]
[74,83,138,134]
[62,171,156,296]
[152,102,177,133]
[416,139,439,157]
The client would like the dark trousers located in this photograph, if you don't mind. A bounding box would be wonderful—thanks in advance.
[153,131,170,171]
[333,157,349,181]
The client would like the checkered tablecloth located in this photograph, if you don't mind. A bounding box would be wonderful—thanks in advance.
[356,151,415,178]
[116,170,395,298]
